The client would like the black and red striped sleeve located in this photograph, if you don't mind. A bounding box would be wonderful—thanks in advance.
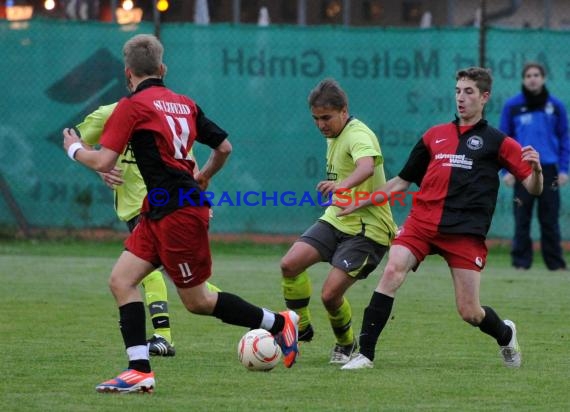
[498,136,532,181]
[398,138,430,186]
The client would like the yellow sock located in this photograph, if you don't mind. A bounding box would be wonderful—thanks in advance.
[141,270,172,343]
[282,271,312,331]
[154,327,172,343]
[328,297,354,346]
[206,281,221,292]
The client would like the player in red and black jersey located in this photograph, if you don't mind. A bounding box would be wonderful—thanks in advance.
[338,67,543,371]
[63,34,299,393]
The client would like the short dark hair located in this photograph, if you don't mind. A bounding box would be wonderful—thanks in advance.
[522,62,546,78]
[308,78,348,110]
[455,67,493,94]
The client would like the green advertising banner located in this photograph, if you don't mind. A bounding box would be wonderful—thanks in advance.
[1,21,569,238]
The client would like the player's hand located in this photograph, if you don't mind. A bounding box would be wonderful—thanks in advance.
[98,167,123,189]
[316,180,337,198]
[336,203,357,217]
[62,128,81,151]
[195,172,210,191]
[521,145,542,173]
[502,173,515,187]
[558,173,568,186]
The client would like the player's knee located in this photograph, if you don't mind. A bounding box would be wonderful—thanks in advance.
[320,289,341,311]
[108,273,127,294]
[383,261,402,278]
[380,263,406,291]
[280,256,299,277]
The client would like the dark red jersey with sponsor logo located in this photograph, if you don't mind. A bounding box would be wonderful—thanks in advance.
[399,118,532,236]
[100,79,227,219]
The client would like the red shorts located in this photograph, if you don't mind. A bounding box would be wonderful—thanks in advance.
[125,206,212,288]
[394,216,488,271]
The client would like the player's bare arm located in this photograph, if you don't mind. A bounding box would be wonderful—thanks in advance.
[336,175,411,217]
[520,145,543,196]
[98,167,124,189]
[63,127,120,172]
[71,139,124,188]
[194,139,232,190]
[317,156,375,198]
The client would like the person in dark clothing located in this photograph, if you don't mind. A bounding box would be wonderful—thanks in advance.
[499,62,569,271]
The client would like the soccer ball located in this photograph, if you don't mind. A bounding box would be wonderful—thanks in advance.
[237,329,282,371]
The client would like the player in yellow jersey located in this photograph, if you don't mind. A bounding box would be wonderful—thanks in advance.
[280,78,397,364]
[76,103,220,356]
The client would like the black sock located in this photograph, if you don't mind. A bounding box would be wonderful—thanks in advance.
[269,315,285,335]
[478,306,512,346]
[119,302,147,348]
[128,359,151,373]
[212,292,264,328]
[119,302,151,373]
[359,292,394,361]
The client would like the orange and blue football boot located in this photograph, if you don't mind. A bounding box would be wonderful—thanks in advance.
[275,310,299,368]
[95,369,155,394]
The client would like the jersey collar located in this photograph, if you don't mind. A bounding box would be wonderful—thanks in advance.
[132,77,165,95]
[453,115,487,137]
[452,115,487,128]
[332,115,354,139]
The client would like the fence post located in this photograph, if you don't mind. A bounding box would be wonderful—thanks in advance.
[343,0,351,27]
[297,0,306,26]
[478,0,487,67]
[233,0,241,24]
[153,0,161,39]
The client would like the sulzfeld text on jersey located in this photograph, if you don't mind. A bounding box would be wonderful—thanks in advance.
[153,100,191,115]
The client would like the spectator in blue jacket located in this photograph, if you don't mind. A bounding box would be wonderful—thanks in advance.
[500,62,569,271]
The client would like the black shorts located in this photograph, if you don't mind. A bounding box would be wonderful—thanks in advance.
[300,220,388,280]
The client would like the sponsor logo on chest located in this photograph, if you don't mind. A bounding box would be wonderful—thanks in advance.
[432,135,484,171]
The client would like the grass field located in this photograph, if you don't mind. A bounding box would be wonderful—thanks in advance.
[1,239,569,411]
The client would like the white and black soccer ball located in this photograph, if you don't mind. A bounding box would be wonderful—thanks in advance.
[237,329,282,371]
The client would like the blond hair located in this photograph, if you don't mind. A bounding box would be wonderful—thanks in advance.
[123,34,163,77]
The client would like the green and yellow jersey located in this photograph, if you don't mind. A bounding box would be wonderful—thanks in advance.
[76,103,145,222]
[321,118,397,246]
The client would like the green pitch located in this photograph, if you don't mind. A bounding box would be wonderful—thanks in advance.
[1,240,568,411]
